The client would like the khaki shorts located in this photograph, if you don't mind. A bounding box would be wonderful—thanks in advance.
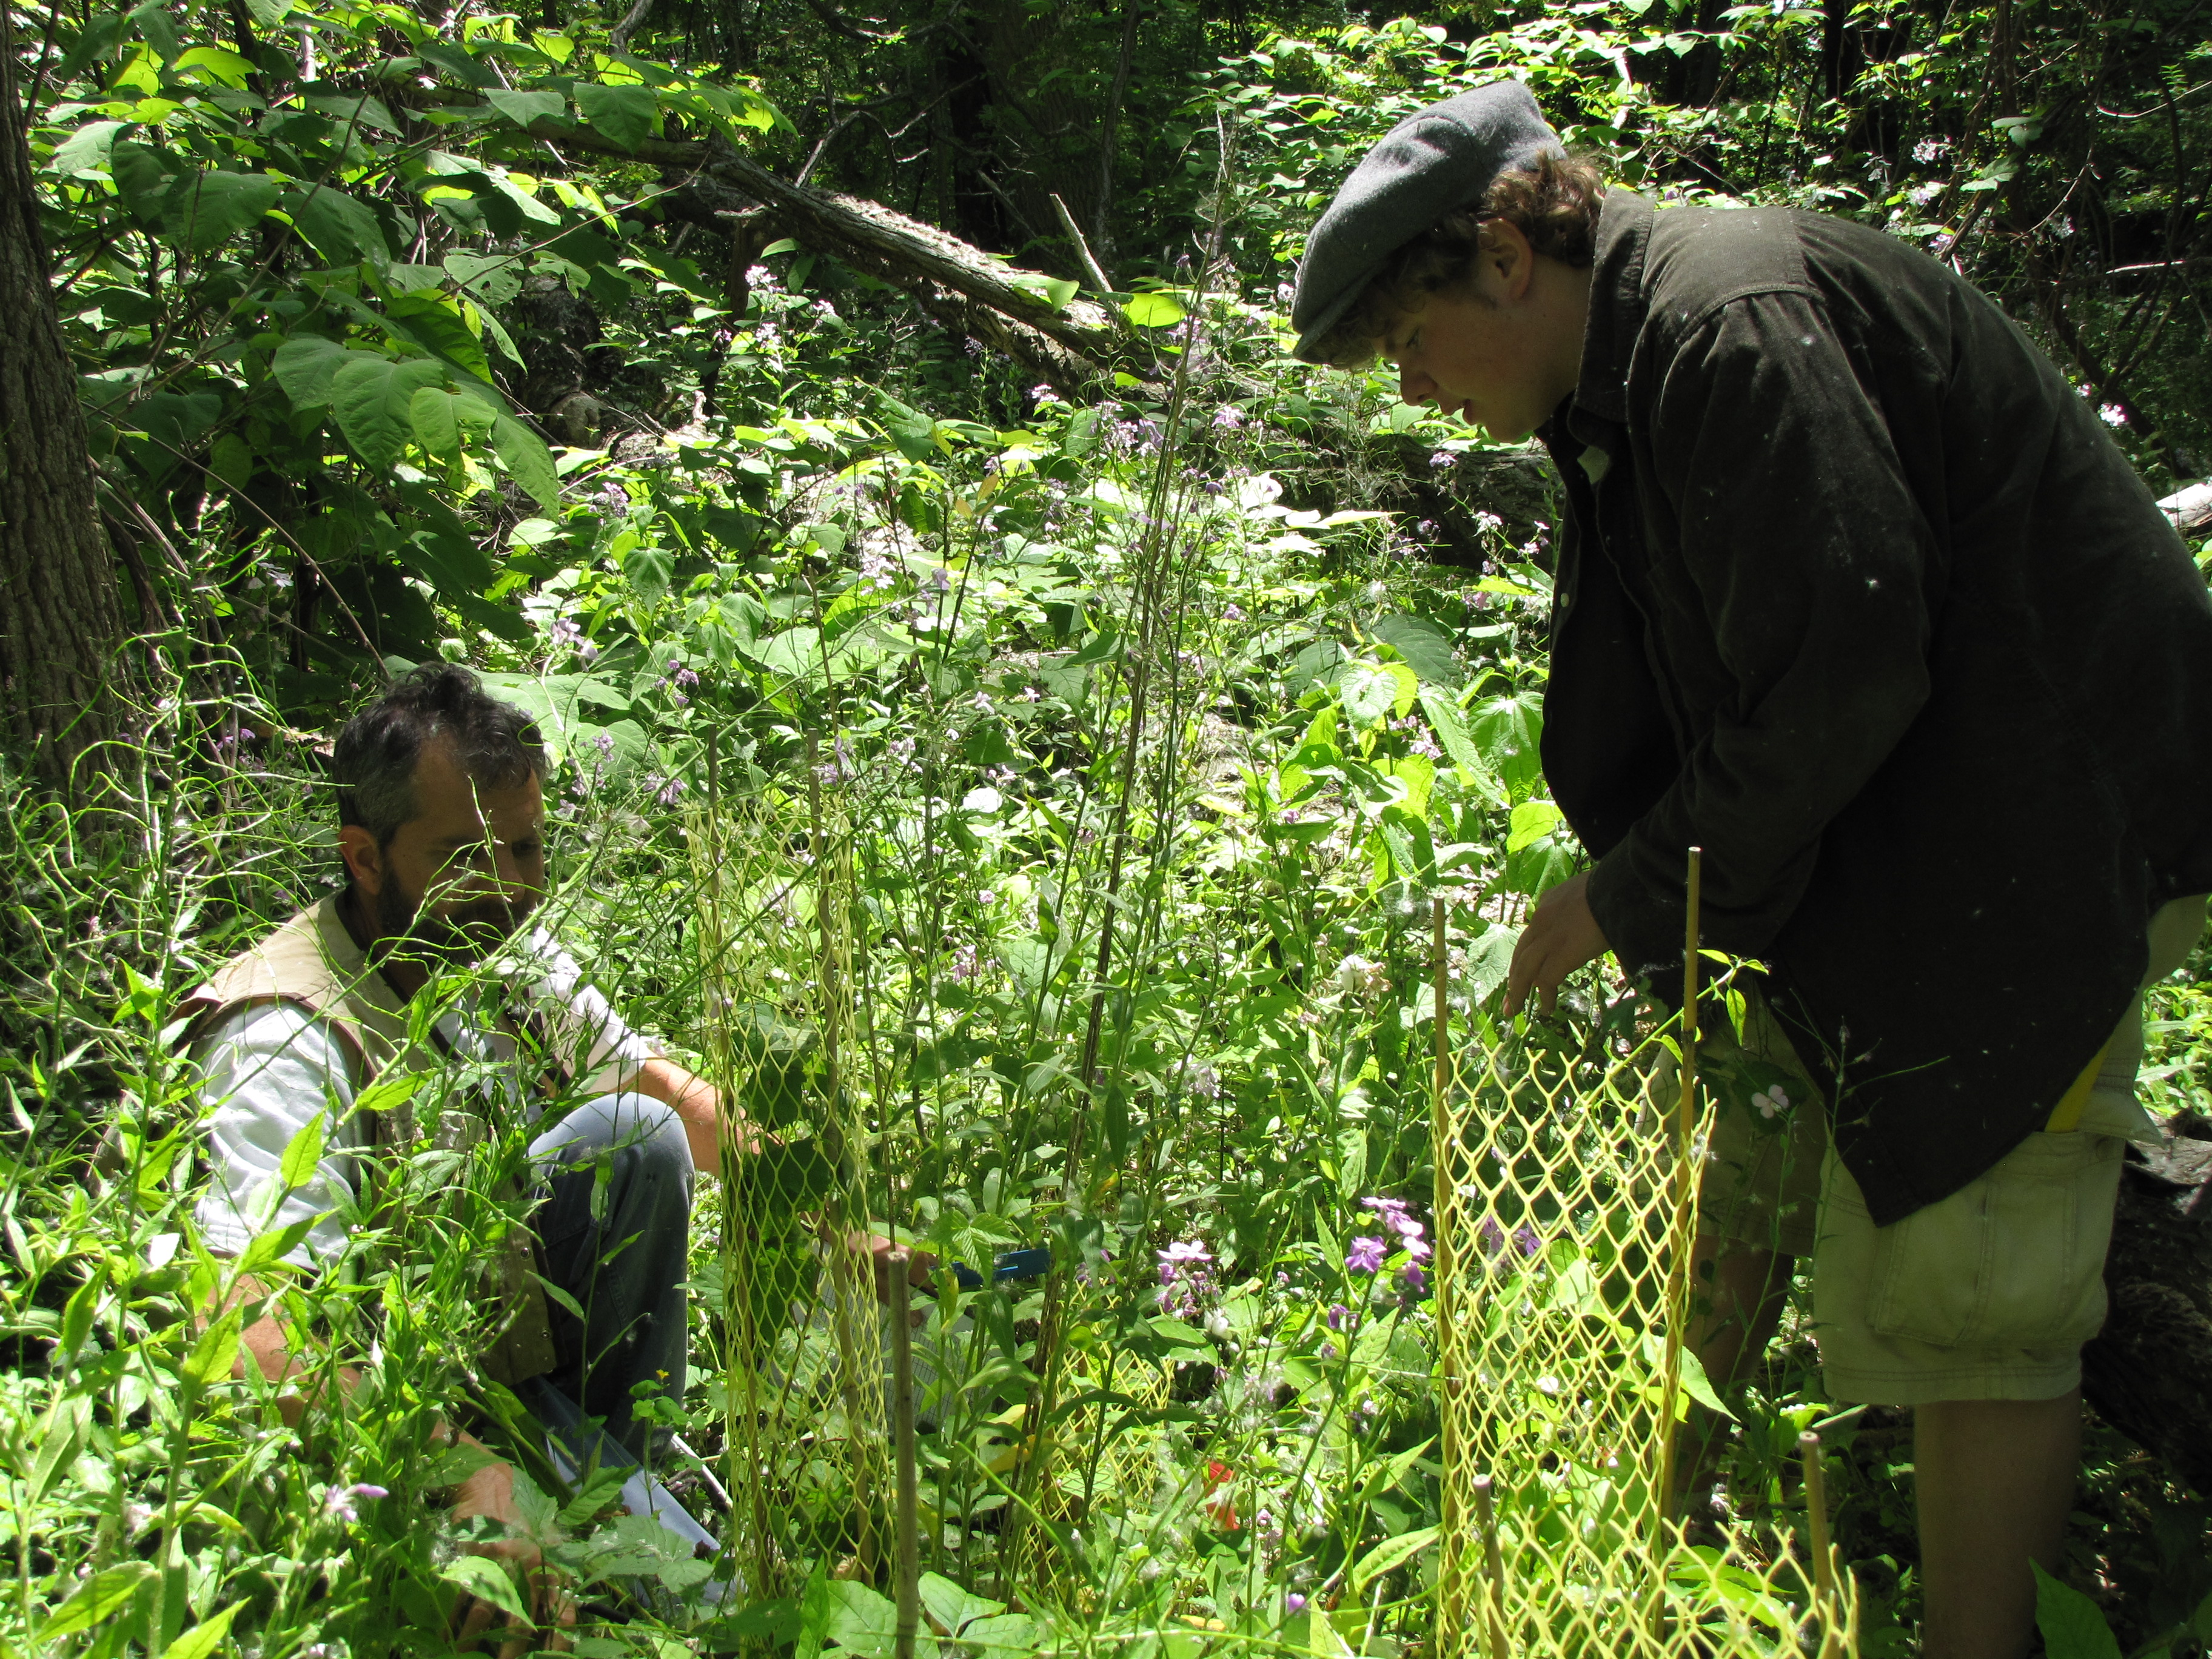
[1688,895,2207,1406]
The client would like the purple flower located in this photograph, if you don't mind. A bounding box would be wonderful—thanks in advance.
[1478,1219,1507,1258]
[1429,451,1454,470]
[657,776,686,807]
[1345,1236,1386,1275]
[1326,1303,1349,1331]
[1399,1262,1427,1296]
[1515,1226,1543,1258]
[1212,404,1245,431]
[1285,1594,1309,1615]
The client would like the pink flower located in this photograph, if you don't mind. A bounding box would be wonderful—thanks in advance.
[1346,1236,1386,1275]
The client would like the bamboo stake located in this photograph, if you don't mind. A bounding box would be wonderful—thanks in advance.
[890,1252,921,1659]
[1800,1430,1838,1655]
[1472,1472,1509,1659]
[1654,846,1704,1538]
[1430,896,1467,1649]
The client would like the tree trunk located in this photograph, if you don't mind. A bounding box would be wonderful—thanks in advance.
[2082,1113,2212,1495]
[0,12,124,787]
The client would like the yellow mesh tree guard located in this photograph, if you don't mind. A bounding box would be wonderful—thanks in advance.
[1427,895,1858,1659]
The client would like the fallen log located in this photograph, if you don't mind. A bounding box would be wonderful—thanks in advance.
[409,87,1139,397]
[2082,1111,2212,1495]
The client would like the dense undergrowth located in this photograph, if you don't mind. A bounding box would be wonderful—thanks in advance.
[8,0,2212,1651]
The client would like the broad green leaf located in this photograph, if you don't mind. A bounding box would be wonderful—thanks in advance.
[39,1561,155,1637]
[574,81,657,149]
[1122,290,1186,327]
[270,337,369,421]
[876,392,938,463]
[1339,662,1401,729]
[303,92,400,135]
[917,1572,1004,1636]
[409,385,495,469]
[50,119,129,179]
[180,1305,243,1386]
[166,1602,244,1659]
[444,250,523,305]
[386,291,492,384]
[110,139,183,226]
[164,170,281,253]
[233,1214,321,1279]
[1349,1524,1439,1592]
[290,186,390,270]
[440,1555,531,1624]
[1416,686,1504,803]
[330,355,449,470]
[1471,690,1544,798]
[2033,1564,2121,1659]
[278,1112,326,1191]
[243,0,294,27]
[486,87,567,129]
[491,412,561,512]
[1506,799,1563,854]
[173,46,258,87]
[1371,612,1461,687]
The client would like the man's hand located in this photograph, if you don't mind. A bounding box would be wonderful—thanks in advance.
[1504,869,1612,1018]
[449,1455,573,1657]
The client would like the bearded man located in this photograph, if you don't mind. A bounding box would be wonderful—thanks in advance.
[1292,82,2212,1658]
[186,665,909,1652]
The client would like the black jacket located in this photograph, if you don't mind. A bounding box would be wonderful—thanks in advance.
[1541,190,2212,1225]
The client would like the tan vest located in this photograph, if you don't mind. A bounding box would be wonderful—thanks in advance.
[183,896,558,1388]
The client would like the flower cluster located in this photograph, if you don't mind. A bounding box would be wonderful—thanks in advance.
[1336,954,1388,1000]
[323,1482,388,1524]
[1157,1238,1215,1318]
[1357,1195,1433,1294]
[1176,1059,1221,1100]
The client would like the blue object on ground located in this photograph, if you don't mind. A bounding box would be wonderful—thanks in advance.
[949,1246,1052,1290]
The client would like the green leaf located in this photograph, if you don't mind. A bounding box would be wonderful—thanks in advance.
[918,1573,1004,1637]
[50,119,129,179]
[181,1305,244,1386]
[164,170,281,254]
[1371,612,1461,687]
[278,1111,326,1192]
[330,355,449,470]
[166,1602,245,1659]
[30,1396,90,1501]
[444,250,523,305]
[1349,1524,1439,1592]
[1471,691,1544,798]
[1416,686,1504,803]
[2033,1564,2120,1659]
[486,87,568,129]
[440,1555,532,1624]
[876,392,939,463]
[290,186,390,270]
[1506,800,1563,854]
[491,413,561,512]
[1339,662,1402,729]
[110,139,184,226]
[39,1561,155,1637]
[243,0,294,28]
[409,385,496,470]
[271,336,353,409]
[574,81,658,149]
[1122,290,1187,327]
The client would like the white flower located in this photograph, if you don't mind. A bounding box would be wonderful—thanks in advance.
[1750,1084,1789,1121]
[2099,403,2127,427]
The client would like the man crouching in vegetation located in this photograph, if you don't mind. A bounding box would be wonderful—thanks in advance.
[184,666,904,1651]
[1292,84,2212,1657]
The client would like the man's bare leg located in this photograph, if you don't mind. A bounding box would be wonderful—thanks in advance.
[1674,1239,1795,1511]
[1915,1390,2080,1659]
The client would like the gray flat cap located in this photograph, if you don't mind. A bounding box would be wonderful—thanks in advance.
[1290,82,1564,363]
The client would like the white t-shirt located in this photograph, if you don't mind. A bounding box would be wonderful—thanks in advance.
[192,928,660,1262]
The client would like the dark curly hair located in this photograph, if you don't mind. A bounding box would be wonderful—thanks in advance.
[1308,152,1607,369]
[332,664,546,851]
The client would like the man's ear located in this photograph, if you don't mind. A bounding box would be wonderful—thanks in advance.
[1480,218,1537,302]
[337,825,384,894]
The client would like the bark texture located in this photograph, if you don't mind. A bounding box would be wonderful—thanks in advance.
[0,25,124,783]
[2082,1113,2212,1495]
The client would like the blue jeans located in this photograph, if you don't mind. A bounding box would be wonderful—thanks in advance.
[528,1093,694,1456]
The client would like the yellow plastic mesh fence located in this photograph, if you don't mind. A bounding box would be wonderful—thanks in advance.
[1427,899,1857,1659]
[689,779,890,1601]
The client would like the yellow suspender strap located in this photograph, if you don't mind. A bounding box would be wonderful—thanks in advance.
[2044,1037,2113,1134]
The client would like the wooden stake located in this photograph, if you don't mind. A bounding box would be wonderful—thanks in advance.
[890,1251,920,1659]
[1430,896,1467,1644]
[1654,847,1705,1536]
[1800,1429,1837,1649]
[1473,1473,1509,1659]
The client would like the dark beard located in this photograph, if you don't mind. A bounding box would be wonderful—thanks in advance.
[375,879,529,967]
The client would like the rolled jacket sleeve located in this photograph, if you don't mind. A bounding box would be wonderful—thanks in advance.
[1586,290,1942,981]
